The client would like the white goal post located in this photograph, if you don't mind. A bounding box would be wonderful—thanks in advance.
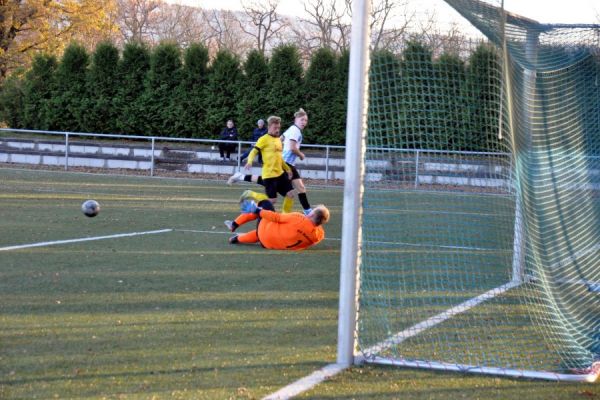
[337,0,371,367]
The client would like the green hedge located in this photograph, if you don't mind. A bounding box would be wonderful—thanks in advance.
[1,40,503,150]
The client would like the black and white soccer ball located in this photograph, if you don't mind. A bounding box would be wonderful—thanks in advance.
[82,200,100,218]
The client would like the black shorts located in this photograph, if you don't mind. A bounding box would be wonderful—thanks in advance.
[263,172,293,199]
[286,163,301,180]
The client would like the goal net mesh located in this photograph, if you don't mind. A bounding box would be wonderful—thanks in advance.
[357,0,600,378]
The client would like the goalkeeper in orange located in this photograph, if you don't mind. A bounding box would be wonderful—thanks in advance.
[226,199,329,250]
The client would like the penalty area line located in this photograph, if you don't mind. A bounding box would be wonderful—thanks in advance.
[177,228,342,241]
[0,229,173,251]
[262,363,348,400]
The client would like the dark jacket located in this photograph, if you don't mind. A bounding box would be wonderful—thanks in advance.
[251,127,268,142]
[220,127,238,141]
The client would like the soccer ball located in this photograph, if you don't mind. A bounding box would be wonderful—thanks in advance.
[82,200,100,218]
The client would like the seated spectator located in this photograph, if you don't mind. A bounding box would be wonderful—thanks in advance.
[219,119,239,162]
[240,119,268,164]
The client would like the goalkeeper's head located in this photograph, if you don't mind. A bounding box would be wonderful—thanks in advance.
[309,205,330,226]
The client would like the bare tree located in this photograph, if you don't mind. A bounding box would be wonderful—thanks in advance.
[298,0,416,53]
[300,0,348,51]
[420,21,467,58]
[238,0,287,55]
[151,3,208,47]
[283,18,322,63]
[203,9,253,57]
[369,0,415,51]
[333,0,352,51]
[117,0,161,43]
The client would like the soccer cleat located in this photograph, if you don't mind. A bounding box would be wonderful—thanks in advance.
[224,220,236,232]
[228,235,239,244]
[227,171,245,185]
[303,208,313,215]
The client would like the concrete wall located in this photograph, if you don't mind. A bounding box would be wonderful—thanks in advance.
[0,138,514,188]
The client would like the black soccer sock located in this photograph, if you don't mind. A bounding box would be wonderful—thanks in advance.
[298,193,311,210]
[244,175,252,182]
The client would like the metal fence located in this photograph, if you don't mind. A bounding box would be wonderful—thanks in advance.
[0,128,521,190]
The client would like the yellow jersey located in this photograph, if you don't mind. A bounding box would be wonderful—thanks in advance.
[247,134,290,179]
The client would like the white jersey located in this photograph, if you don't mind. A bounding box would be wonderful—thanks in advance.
[282,124,303,166]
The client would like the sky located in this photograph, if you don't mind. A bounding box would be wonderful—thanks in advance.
[169,0,600,26]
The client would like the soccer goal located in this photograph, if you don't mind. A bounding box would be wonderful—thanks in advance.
[338,0,600,381]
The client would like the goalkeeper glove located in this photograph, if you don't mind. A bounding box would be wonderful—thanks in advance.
[240,199,260,214]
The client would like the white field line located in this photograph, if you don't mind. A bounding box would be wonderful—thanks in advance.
[262,363,348,400]
[176,228,342,241]
[177,229,505,251]
[176,229,238,235]
[361,280,521,356]
[0,229,173,251]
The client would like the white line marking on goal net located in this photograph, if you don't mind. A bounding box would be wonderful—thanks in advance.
[262,363,347,400]
[0,229,173,251]
[362,280,521,355]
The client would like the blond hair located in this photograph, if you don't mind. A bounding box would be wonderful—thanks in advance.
[267,115,281,126]
[294,108,307,119]
[312,204,330,226]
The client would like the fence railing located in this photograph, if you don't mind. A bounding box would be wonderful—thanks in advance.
[0,128,519,189]
[0,128,348,184]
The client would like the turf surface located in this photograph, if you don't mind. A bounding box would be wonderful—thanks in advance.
[1,167,598,399]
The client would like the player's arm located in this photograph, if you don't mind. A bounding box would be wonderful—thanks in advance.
[288,139,305,160]
[246,137,265,168]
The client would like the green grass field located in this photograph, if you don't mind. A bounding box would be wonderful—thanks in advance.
[1,167,598,399]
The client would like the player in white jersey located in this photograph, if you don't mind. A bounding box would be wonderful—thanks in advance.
[281,108,312,214]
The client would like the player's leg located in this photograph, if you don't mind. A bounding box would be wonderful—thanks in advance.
[262,177,279,205]
[282,192,295,213]
[276,172,296,213]
[291,166,311,214]
[239,189,268,204]
[226,197,275,233]
[230,199,274,245]
[227,172,264,185]
[224,212,257,232]
[229,229,258,244]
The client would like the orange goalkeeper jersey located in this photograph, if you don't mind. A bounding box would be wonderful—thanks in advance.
[257,209,325,250]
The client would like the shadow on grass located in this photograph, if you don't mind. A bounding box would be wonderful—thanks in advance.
[1,360,326,387]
